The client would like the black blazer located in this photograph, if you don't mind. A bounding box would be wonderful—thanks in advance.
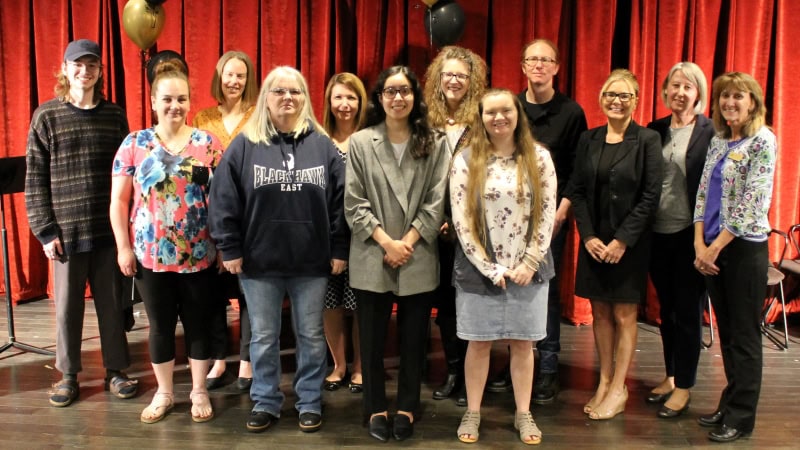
[569,121,662,248]
[646,114,715,212]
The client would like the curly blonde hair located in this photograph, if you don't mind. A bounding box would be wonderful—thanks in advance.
[423,46,487,130]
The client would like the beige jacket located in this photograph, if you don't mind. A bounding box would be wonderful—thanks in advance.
[345,123,450,295]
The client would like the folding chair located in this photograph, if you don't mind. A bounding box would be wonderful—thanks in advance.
[761,229,789,350]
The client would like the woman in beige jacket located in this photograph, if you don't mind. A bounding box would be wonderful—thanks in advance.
[345,65,449,442]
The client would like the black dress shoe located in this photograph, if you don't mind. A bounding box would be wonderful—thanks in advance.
[205,376,226,390]
[455,384,467,407]
[486,367,512,393]
[433,373,459,400]
[368,415,390,442]
[298,412,322,432]
[645,390,673,404]
[236,377,252,392]
[324,373,348,391]
[392,414,414,441]
[698,409,724,427]
[246,411,277,433]
[532,372,560,405]
[708,424,750,443]
[657,400,689,418]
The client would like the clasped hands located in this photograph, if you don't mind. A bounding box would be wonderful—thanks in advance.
[495,263,536,290]
[383,239,413,268]
[585,237,626,264]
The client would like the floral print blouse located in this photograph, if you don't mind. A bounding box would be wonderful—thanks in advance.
[112,127,224,273]
[693,126,776,241]
[450,145,557,284]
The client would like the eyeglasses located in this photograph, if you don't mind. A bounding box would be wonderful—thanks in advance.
[382,85,413,99]
[523,56,556,67]
[66,61,101,71]
[441,72,470,82]
[601,91,635,102]
[270,87,303,97]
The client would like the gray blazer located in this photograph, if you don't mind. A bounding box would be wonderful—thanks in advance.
[345,123,450,296]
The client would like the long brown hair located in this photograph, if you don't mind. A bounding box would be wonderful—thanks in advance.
[322,72,367,136]
[465,89,544,261]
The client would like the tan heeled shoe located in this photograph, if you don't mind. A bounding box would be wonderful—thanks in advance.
[588,386,627,420]
[583,392,604,414]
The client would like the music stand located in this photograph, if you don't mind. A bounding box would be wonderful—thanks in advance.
[0,156,54,356]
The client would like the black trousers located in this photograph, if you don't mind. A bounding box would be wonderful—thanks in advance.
[208,271,251,362]
[706,238,767,432]
[649,226,705,388]
[355,288,432,418]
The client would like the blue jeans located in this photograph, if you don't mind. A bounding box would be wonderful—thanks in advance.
[239,275,328,417]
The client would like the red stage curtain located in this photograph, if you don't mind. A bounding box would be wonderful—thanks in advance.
[1,1,798,325]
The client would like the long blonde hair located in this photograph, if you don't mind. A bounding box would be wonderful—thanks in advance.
[244,66,322,143]
[465,89,543,260]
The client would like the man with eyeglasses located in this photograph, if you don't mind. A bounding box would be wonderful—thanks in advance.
[25,39,137,408]
[486,38,587,405]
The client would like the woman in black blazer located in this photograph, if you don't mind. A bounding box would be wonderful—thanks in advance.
[569,69,662,420]
[645,62,715,418]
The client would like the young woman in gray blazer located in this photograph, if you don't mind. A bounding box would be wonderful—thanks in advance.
[345,66,450,442]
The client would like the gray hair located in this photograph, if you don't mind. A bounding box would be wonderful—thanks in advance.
[661,61,708,115]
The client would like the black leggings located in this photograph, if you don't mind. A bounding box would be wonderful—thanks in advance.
[135,265,215,363]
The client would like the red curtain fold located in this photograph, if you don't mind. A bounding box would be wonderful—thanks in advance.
[1,0,798,325]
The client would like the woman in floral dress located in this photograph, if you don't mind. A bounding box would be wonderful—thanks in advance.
[450,89,556,445]
[110,60,224,424]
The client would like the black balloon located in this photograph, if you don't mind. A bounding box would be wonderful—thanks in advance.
[424,0,466,47]
[146,0,167,5]
[146,49,189,85]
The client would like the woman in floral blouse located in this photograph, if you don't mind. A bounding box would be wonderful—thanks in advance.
[692,72,776,443]
[110,60,225,424]
[450,88,556,445]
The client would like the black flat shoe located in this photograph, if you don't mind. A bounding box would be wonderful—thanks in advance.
[708,424,750,443]
[433,373,459,400]
[324,372,349,391]
[645,390,673,404]
[392,414,414,441]
[698,409,724,427]
[369,415,390,442]
[205,376,226,390]
[298,412,322,432]
[349,381,363,394]
[658,400,690,418]
[246,411,277,433]
[236,377,252,392]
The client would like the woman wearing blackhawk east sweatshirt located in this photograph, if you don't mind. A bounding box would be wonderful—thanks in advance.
[208,66,349,435]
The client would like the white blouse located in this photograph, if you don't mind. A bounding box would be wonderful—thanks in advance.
[449,145,557,284]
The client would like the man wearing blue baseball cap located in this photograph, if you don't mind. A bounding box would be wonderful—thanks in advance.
[25,39,138,407]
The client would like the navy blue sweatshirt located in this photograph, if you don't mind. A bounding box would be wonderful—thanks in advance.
[208,126,349,277]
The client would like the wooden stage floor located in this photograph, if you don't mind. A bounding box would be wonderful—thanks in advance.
[1,297,798,449]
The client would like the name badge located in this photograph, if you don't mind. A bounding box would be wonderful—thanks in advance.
[728,152,744,161]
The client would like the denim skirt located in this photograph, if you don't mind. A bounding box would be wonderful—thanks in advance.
[455,280,548,341]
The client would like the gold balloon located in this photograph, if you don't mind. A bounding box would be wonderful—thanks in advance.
[422,0,439,7]
[122,0,166,51]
